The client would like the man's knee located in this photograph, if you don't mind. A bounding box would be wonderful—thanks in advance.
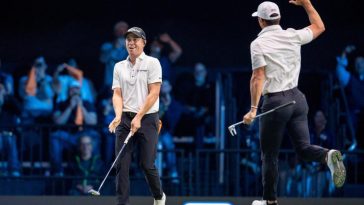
[140,161,155,172]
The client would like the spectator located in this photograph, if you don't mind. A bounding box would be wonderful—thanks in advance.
[181,62,214,149]
[150,33,182,82]
[158,80,186,183]
[336,45,364,149]
[68,134,105,195]
[18,56,53,160]
[50,80,99,176]
[0,81,21,177]
[100,21,129,88]
[53,59,97,104]
[18,56,54,118]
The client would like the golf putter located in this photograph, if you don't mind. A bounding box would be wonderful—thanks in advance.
[88,131,133,196]
[228,100,296,136]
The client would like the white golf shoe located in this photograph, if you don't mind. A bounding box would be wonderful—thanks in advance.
[251,200,278,205]
[153,192,166,205]
[327,149,346,188]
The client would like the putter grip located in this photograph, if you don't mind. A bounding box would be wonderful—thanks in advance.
[124,132,133,144]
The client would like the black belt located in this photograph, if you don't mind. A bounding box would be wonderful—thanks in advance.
[123,112,137,118]
[265,87,298,97]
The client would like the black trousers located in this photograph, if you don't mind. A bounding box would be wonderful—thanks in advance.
[259,87,328,200]
[115,112,163,205]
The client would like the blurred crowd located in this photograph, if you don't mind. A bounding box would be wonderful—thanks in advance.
[0,21,363,196]
[0,20,216,194]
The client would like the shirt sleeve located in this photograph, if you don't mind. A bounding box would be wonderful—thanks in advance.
[295,27,313,45]
[111,63,121,89]
[148,58,163,84]
[251,41,267,70]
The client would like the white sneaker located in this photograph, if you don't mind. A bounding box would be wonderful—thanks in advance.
[251,200,277,205]
[153,192,166,205]
[327,149,346,188]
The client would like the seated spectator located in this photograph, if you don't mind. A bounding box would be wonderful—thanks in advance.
[18,56,54,118]
[68,134,105,195]
[100,21,129,88]
[336,45,364,149]
[149,33,183,82]
[176,62,215,149]
[0,81,21,177]
[53,59,96,104]
[50,81,99,176]
[158,80,186,183]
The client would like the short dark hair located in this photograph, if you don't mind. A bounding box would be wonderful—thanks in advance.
[262,13,280,25]
[262,18,280,26]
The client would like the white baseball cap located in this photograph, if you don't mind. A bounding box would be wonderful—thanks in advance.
[252,1,281,20]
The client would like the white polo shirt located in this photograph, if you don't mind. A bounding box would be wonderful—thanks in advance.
[250,25,313,95]
[112,52,162,114]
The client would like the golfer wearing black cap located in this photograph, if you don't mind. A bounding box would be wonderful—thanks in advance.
[242,1,346,205]
[108,27,165,205]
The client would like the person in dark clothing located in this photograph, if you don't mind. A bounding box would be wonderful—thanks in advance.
[336,45,364,149]
[185,62,214,149]
[49,81,99,176]
[108,27,165,205]
[242,1,346,204]
[0,81,21,176]
[68,134,105,195]
[158,80,186,182]
[150,33,182,82]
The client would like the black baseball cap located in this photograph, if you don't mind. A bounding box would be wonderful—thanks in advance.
[124,27,146,40]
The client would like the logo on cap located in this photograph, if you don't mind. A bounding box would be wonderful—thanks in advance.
[125,27,146,40]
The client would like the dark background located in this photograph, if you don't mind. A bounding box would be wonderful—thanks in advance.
[1,0,364,87]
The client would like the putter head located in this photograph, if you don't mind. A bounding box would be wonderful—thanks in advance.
[228,125,237,136]
[88,189,100,196]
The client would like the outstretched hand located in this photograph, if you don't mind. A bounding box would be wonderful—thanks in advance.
[159,33,172,43]
[289,0,310,6]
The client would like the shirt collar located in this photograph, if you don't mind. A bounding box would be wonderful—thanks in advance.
[127,52,146,62]
[258,25,282,36]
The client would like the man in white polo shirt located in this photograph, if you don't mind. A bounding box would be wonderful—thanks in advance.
[242,1,346,204]
[108,27,165,205]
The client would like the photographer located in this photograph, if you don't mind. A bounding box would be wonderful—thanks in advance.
[149,33,183,81]
[18,56,54,118]
[49,81,99,176]
[53,59,96,104]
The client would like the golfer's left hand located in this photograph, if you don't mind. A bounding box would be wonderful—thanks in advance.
[243,110,257,125]
[109,116,121,133]
[131,116,141,134]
